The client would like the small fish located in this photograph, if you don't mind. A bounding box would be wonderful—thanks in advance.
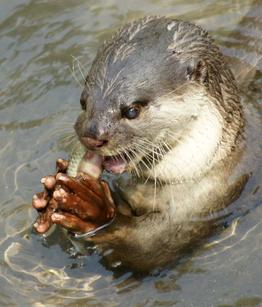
[67,142,103,178]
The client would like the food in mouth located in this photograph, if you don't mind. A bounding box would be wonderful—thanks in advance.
[67,142,128,177]
[103,154,127,174]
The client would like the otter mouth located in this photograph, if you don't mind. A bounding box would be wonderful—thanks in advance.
[101,144,165,175]
[103,154,127,174]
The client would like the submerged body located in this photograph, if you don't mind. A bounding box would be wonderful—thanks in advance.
[34,16,248,272]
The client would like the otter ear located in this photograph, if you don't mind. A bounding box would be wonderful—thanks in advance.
[186,59,208,85]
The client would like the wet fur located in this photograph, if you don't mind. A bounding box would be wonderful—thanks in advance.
[73,17,247,272]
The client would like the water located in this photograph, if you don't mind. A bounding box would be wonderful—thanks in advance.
[0,0,261,305]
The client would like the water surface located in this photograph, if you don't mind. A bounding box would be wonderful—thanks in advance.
[0,0,261,306]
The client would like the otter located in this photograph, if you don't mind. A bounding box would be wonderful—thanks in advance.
[32,16,248,272]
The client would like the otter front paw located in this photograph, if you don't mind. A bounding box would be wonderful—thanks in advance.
[50,173,115,233]
[32,159,115,235]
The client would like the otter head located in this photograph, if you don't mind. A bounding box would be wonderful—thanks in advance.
[75,17,242,181]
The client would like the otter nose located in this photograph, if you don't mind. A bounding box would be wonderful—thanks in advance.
[81,136,107,148]
[81,121,108,149]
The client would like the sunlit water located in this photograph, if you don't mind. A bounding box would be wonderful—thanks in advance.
[0,0,261,306]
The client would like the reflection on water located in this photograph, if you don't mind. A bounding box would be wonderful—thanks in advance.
[0,0,261,305]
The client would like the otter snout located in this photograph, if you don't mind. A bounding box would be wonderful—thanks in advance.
[75,117,109,150]
[81,136,107,149]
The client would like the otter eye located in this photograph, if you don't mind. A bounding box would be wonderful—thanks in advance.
[122,106,140,120]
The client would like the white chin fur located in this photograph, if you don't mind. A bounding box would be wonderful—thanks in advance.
[146,89,225,182]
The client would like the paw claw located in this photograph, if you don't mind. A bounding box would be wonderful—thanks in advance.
[32,194,48,209]
[53,188,67,202]
[53,190,60,199]
[58,188,66,196]
[51,213,63,222]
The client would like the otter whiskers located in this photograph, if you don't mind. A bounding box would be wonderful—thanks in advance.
[69,55,88,88]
